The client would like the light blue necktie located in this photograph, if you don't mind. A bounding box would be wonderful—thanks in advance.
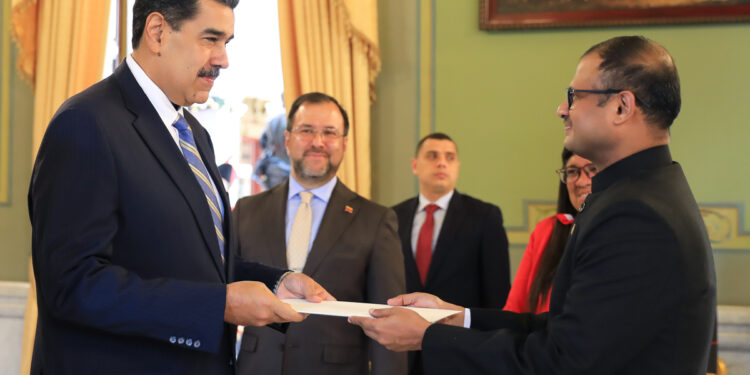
[173,114,225,260]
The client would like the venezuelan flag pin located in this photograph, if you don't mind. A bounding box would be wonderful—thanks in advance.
[345,205,354,214]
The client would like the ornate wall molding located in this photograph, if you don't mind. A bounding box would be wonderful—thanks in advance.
[507,200,750,251]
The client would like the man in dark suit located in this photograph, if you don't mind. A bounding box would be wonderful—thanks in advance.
[392,133,510,309]
[233,92,407,375]
[391,133,510,374]
[351,36,716,374]
[28,1,331,374]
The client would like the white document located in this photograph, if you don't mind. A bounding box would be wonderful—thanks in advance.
[281,299,460,323]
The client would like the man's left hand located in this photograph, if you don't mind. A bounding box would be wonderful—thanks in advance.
[276,272,336,302]
[348,307,430,351]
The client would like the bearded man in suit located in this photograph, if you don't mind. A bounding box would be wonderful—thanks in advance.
[233,92,407,375]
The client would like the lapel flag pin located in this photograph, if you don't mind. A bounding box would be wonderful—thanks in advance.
[345,205,354,214]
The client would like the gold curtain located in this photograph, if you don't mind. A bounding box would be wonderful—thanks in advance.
[11,1,111,374]
[278,0,380,198]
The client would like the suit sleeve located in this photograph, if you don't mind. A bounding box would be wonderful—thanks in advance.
[367,208,408,375]
[230,200,287,290]
[29,109,226,354]
[421,202,681,374]
[479,205,511,308]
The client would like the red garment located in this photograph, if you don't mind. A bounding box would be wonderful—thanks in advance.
[503,214,573,314]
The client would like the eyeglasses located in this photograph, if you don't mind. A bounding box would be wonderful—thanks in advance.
[566,87,651,110]
[555,164,598,184]
[291,127,344,142]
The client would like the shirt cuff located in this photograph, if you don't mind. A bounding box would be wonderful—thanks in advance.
[463,308,471,328]
[273,271,294,295]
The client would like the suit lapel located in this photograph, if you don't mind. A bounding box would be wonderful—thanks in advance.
[114,63,225,281]
[400,198,421,288]
[425,191,462,286]
[302,181,357,277]
[268,182,290,268]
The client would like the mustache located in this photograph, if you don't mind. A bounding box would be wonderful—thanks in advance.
[198,67,220,79]
[304,147,329,157]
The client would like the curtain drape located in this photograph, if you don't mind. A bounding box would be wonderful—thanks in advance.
[278,0,380,198]
[11,1,110,374]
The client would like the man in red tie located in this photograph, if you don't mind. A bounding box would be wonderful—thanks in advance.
[391,132,511,374]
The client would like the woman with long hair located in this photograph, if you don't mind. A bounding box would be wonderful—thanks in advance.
[504,148,595,313]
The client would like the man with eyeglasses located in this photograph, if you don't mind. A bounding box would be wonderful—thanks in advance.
[233,92,407,375]
[350,36,716,375]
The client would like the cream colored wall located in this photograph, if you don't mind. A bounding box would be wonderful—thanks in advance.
[372,0,750,305]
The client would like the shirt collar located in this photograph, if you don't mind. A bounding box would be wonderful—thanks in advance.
[418,190,454,212]
[591,145,672,193]
[126,55,183,126]
[288,175,338,203]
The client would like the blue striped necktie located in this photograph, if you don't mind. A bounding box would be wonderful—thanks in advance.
[173,114,225,261]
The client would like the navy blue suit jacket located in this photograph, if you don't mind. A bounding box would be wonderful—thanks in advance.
[28,62,285,374]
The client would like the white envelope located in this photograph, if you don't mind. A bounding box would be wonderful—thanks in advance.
[281,299,460,323]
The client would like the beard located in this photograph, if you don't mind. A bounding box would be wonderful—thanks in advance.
[292,148,340,183]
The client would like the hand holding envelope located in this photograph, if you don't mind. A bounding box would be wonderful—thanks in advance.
[281,298,459,323]
[347,293,465,351]
[281,292,465,352]
[224,272,335,327]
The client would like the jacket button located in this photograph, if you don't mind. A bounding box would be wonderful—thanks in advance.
[178,337,185,345]
[169,336,177,344]
[186,338,193,346]
[194,340,201,348]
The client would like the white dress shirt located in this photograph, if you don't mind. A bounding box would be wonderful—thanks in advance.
[410,190,454,256]
[125,55,223,216]
[285,175,338,254]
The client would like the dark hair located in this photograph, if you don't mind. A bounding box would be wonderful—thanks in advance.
[526,148,578,312]
[286,92,350,136]
[132,0,239,49]
[415,132,457,156]
[583,35,681,129]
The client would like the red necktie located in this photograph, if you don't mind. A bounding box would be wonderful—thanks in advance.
[416,204,439,285]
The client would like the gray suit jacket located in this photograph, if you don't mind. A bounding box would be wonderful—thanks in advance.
[233,180,407,375]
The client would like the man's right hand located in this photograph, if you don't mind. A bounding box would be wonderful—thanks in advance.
[224,281,305,326]
[387,292,465,327]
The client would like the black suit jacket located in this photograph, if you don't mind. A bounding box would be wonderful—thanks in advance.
[422,146,716,374]
[233,180,407,375]
[28,62,285,374]
[392,191,510,308]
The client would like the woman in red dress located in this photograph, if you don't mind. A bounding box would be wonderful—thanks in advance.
[504,148,594,314]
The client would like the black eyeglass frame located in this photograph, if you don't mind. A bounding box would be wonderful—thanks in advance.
[566,87,651,110]
[555,164,598,184]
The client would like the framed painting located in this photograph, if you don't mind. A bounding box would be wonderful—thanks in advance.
[479,0,750,30]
